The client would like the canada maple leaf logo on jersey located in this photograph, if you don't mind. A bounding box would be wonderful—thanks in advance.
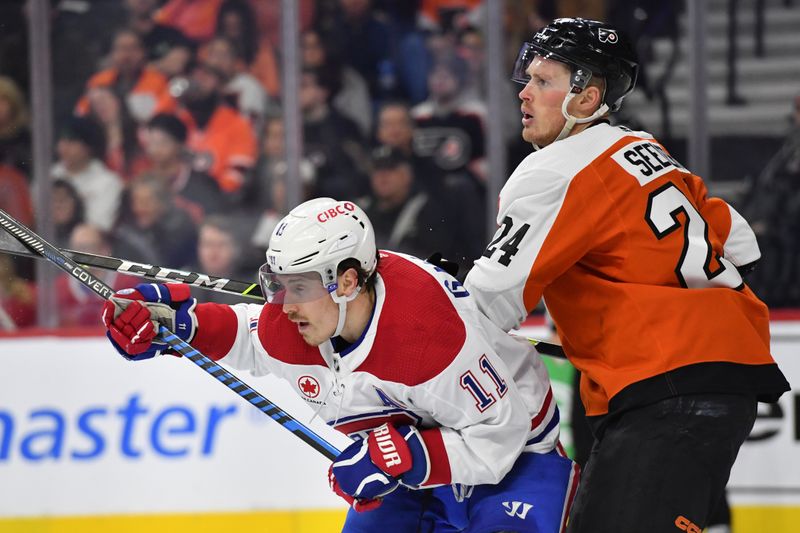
[298,375,320,398]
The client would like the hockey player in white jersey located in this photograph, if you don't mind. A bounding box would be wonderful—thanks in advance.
[102,197,578,532]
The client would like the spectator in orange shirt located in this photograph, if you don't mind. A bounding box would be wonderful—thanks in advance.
[75,29,175,124]
[124,0,194,79]
[125,0,190,59]
[174,61,257,195]
[419,0,483,32]
[155,0,224,44]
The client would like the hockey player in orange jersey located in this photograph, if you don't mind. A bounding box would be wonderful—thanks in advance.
[464,17,790,533]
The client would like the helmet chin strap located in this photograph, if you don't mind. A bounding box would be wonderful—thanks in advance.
[554,92,609,142]
[531,92,609,150]
[330,286,362,338]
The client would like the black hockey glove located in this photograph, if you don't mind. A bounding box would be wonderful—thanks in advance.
[426,252,459,278]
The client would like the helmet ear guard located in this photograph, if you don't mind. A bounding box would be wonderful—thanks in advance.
[570,67,593,93]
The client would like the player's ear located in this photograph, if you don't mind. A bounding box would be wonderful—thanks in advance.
[575,84,603,117]
[339,267,360,297]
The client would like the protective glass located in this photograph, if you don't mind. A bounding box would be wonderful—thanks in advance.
[258,263,337,304]
[511,42,592,87]
[511,42,540,84]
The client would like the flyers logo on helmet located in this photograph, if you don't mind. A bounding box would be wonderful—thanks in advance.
[598,28,619,43]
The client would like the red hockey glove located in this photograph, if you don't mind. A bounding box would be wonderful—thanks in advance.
[102,283,197,361]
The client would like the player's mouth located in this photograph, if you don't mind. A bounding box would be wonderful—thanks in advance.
[521,110,534,127]
[289,317,310,331]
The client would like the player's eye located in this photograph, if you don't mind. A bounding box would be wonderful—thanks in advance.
[288,283,307,295]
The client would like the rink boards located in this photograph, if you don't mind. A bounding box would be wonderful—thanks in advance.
[0,320,798,532]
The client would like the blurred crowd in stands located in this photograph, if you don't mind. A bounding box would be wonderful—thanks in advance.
[0,0,798,330]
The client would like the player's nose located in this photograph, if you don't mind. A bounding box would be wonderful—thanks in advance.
[519,82,532,101]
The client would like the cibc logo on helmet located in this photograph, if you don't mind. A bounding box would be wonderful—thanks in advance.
[316,201,356,223]
[598,28,618,43]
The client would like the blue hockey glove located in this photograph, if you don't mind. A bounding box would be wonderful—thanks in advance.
[328,464,384,513]
[329,434,400,508]
[101,283,197,361]
[328,424,432,511]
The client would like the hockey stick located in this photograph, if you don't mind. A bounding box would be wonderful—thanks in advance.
[0,209,342,460]
[0,234,263,301]
[3,241,568,359]
[0,237,568,358]
[526,338,565,359]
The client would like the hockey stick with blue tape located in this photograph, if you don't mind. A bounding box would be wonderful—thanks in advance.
[0,208,342,460]
[0,235,568,359]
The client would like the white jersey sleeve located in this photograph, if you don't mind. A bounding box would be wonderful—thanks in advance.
[464,161,592,332]
[722,203,760,267]
[681,172,761,268]
[212,303,273,377]
[702,200,761,268]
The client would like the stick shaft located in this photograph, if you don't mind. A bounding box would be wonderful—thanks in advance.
[1,243,568,359]
[0,244,263,300]
[0,209,341,460]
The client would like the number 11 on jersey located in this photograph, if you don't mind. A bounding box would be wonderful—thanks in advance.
[460,355,509,412]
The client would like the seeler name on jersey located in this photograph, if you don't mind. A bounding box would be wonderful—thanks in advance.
[612,140,689,186]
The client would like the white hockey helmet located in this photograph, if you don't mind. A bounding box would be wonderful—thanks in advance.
[260,198,377,336]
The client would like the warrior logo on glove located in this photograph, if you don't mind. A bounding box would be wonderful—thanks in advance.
[369,424,410,476]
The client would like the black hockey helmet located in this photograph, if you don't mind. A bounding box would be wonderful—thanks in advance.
[512,18,639,112]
